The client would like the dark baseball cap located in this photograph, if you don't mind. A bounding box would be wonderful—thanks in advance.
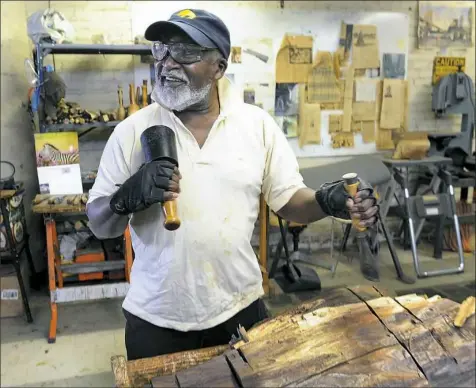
[144,9,231,59]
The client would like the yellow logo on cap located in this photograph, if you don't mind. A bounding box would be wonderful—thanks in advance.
[176,10,196,19]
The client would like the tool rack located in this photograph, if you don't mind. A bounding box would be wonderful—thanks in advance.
[34,42,151,133]
[31,43,152,343]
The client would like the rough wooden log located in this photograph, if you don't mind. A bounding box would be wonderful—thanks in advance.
[110,355,130,388]
[125,345,228,387]
[111,287,474,388]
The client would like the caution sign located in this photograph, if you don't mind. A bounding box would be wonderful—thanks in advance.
[432,56,466,85]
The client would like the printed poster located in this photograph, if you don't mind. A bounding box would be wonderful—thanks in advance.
[34,132,83,195]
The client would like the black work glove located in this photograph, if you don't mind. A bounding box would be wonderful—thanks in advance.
[315,178,376,221]
[109,160,175,215]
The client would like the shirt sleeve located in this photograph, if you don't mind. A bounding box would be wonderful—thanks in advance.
[261,114,306,213]
[87,128,132,204]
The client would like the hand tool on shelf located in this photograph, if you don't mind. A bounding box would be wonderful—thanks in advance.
[140,125,181,231]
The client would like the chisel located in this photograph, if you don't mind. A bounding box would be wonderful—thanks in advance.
[343,173,380,281]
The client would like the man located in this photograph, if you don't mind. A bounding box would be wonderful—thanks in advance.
[87,9,378,361]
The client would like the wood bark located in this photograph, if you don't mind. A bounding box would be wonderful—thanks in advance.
[111,286,475,388]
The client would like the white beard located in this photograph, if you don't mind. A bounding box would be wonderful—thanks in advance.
[152,78,212,112]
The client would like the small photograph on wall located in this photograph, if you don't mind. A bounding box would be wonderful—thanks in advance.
[34,132,83,195]
[275,83,299,116]
[382,53,406,79]
[243,88,255,105]
[244,77,275,113]
[231,47,242,64]
[418,2,473,48]
[274,116,298,138]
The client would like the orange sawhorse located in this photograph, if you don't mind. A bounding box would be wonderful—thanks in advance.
[45,214,133,343]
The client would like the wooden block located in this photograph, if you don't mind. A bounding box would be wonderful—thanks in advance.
[224,350,254,387]
[151,374,179,387]
[347,285,385,301]
[294,345,428,387]
[175,355,239,387]
[127,345,228,387]
[368,296,475,387]
[113,289,475,388]
[454,296,476,328]
[237,302,398,387]
[392,138,430,160]
[32,193,87,214]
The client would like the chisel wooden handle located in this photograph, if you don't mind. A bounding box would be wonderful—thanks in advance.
[162,200,180,231]
[343,173,366,232]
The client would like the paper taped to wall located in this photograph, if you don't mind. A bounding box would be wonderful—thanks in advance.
[298,103,321,148]
[361,121,376,143]
[355,79,377,102]
[276,34,313,83]
[351,24,379,69]
[307,51,341,104]
[352,102,377,121]
[331,133,354,148]
[380,79,405,129]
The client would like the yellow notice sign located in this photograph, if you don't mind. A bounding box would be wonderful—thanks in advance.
[432,56,466,85]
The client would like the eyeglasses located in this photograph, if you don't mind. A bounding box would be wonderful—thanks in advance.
[151,42,213,64]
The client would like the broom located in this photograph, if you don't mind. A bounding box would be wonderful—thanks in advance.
[444,188,475,253]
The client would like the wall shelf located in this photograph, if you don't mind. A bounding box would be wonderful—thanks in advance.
[38,42,152,56]
[34,42,151,133]
[43,121,120,137]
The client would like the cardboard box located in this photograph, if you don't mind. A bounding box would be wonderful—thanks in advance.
[0,259,30,319]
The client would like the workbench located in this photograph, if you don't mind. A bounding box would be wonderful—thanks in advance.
[111,285,475,387]
[32,193,133,343]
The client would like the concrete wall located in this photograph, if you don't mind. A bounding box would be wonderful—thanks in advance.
[21,0,475,172]
[1,1,475,260]
[1,1,44,270]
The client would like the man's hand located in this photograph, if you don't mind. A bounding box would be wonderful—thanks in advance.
[109,160,182,215]
[346,189,378,228]
[315,178,378,226]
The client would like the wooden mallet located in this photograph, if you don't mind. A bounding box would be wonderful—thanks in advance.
[140,125,181,231]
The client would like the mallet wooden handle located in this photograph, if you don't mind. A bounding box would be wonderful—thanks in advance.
[163,200,180,231]
[343,172,366,232]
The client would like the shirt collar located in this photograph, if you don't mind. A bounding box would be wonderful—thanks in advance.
[217,75,241,117]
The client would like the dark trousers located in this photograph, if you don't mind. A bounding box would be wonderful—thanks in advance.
[123,298,269,360]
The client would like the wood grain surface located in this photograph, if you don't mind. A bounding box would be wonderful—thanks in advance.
[111,286,475,388]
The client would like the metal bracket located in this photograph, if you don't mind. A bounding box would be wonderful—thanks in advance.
[229,324,249,346]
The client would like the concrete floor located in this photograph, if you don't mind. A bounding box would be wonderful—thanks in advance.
[1,243,475,387]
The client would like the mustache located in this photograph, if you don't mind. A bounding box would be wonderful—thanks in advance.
[159,71,188,82]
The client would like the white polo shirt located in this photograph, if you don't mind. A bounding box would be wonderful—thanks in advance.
[88,76,306,331]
